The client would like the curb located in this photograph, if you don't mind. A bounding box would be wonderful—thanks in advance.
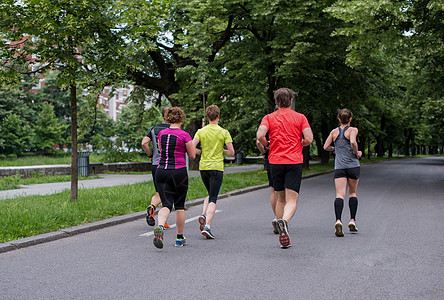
[0,170,330,254]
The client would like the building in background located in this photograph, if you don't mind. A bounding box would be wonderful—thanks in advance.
[97,85,134,121]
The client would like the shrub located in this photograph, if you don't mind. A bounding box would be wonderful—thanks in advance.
[99,149,139,163]
[0,173,21,190]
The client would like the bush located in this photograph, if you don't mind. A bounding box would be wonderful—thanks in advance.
[6,154,17,160]
[99,149,139,163]
[0,173,21,190]
[0,154,6,160]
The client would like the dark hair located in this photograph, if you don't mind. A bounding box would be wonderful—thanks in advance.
[165,107,185,124]
[337,108,353,124]
[161,106,171,118]
[206,105,220,121]
[274,88,295,108]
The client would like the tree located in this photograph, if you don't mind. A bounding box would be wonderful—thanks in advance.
[78,91,115,150]
[0,0,127,201]
[326,0,444,155]
[32,103,66,153]
[0,114,32,155]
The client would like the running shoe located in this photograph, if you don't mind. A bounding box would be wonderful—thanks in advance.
[335,220,344,237]
[164,222,171,229]
[175,235,187,247]
[272,219,279,234]
[153,226,164,249]
[146,205,155,226]
[198,215,206,231]
[348,220,358,233]
[277,219,291,248]
[201,226,215,239]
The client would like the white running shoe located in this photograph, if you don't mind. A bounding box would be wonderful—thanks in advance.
[335,221,344,237]
[348,220,358,233]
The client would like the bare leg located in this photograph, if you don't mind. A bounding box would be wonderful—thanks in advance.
[282,189,299,221]
[202,196,209,215]
[348,178,359,222]
[334,178,348,200]
[175,210,185,235]
[270,187,277,216]
[157,207,170,227]
[347,178,359,198]
[151,192,162,207]
[205,202,216,225]
[275,190,285,219]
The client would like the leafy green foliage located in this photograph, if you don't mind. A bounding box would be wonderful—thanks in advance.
[32,103,67,153]
[0,114,33,155]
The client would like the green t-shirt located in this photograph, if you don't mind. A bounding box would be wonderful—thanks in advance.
[195,124,233,171]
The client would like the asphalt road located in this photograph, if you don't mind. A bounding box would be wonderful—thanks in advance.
[0,157,443,299]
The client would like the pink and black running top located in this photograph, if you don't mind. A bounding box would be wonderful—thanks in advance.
[157,128,192,169]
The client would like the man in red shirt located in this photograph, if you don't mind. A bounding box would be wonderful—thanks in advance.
[257,88,313,248]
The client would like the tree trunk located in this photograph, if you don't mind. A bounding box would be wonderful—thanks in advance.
[302,145,310,170]
[403,128,411,156]
[375,116,386,157]
[70,83,78,202]
[318,119,330,166]
[358,135,366,158]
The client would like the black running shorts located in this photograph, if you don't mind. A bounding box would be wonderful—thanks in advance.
[151,164,159,192]
[334,167,360,179]
[269,164,303,193]
[265,158,273,188]
[155,167,188,211]
[200,170,224,204]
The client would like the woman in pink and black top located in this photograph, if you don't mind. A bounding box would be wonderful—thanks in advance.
[153,107,195,249]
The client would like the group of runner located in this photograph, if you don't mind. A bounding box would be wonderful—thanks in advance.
[142,105,233,249]
[142,87,362,249]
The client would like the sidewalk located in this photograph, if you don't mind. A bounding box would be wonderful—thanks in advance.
[0,164,264,200]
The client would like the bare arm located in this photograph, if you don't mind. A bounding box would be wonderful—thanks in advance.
[301,127,313,147]
[349,128,362,158]
[186,141,196,160]
[256,125,269,147]
[323,130,335,151]
[192,137,202,155]
[256,139,266,155]
[141,136,153,158]
[223,142,235,156]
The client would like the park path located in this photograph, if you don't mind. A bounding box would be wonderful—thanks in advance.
[0,164,264,200]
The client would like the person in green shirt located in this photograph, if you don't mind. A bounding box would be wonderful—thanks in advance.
[193,105,235,239]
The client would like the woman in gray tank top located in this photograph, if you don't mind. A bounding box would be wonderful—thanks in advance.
[324,108,362,237]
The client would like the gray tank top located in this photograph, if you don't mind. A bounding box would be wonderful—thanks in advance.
[334,126,360,170]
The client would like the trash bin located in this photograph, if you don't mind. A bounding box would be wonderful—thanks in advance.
[235,150,244,165]
[78,150,91,176]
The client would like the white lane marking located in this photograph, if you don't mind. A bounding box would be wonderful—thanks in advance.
[139,210,222,237]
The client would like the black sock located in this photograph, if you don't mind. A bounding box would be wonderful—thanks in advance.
[177,234,184,239]
[349,197,358,220]
[334,198,344,221]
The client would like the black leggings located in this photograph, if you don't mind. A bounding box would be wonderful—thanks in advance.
[155,167,188,211]
[200,170,223,204]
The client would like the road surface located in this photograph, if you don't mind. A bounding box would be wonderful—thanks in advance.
[0,157,443,299]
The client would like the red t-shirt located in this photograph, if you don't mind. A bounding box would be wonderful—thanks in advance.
[260,108,311,164]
